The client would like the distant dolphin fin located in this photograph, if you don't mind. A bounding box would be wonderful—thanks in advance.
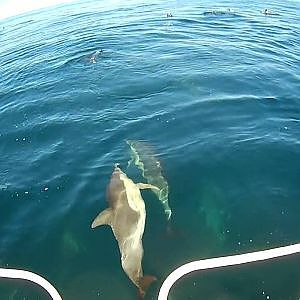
[91,208,113,228]
[136,183,160,191]
[138,275,157,299]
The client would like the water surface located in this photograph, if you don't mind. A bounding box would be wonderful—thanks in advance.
[0,0,300,299]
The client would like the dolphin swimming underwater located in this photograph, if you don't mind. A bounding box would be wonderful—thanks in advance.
[91,164,158,299]
[126,140,172,221]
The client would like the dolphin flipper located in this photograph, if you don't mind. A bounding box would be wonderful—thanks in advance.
[136,183,160,191]
[91,208,113,228]
[127,158,133,168]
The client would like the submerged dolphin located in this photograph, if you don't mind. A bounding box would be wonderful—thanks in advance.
[91,164,158,299]
[126,140,172,221]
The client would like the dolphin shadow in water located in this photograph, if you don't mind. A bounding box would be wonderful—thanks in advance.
[91,164,158,299]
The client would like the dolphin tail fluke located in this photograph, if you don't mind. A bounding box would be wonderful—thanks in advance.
[91,208,112,228]
[138,275,157,299]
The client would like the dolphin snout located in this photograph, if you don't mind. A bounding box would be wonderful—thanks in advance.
[113,163,123,174]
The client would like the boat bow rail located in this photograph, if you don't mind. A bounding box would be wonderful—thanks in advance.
[0,268,62,300]
[1,243,300,300]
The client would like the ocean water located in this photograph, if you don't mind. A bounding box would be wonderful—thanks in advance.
[0,0,300,299]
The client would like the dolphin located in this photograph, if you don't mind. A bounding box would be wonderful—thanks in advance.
[88,49,103,63]
[126,140,172,221]
[203,8,236,16]
[262,8,279,15]
[91,164,158,299]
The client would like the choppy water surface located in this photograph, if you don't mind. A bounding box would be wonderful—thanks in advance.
[0,0,300,299]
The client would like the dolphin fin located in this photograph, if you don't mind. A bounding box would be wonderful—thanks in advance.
[136,183,160,191]
[138,275,157,300]
[91,208,113,229]
[127,158,133,168]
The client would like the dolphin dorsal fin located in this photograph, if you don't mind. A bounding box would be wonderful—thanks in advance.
[91,208,113,229]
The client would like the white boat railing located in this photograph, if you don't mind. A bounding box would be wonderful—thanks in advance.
[1,243,300,300]
[158,243,300,300]
[0,268,62,300]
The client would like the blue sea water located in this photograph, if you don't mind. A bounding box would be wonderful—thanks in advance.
[0,0,300,299]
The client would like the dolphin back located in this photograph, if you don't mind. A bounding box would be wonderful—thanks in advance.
[91,165,156,299]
